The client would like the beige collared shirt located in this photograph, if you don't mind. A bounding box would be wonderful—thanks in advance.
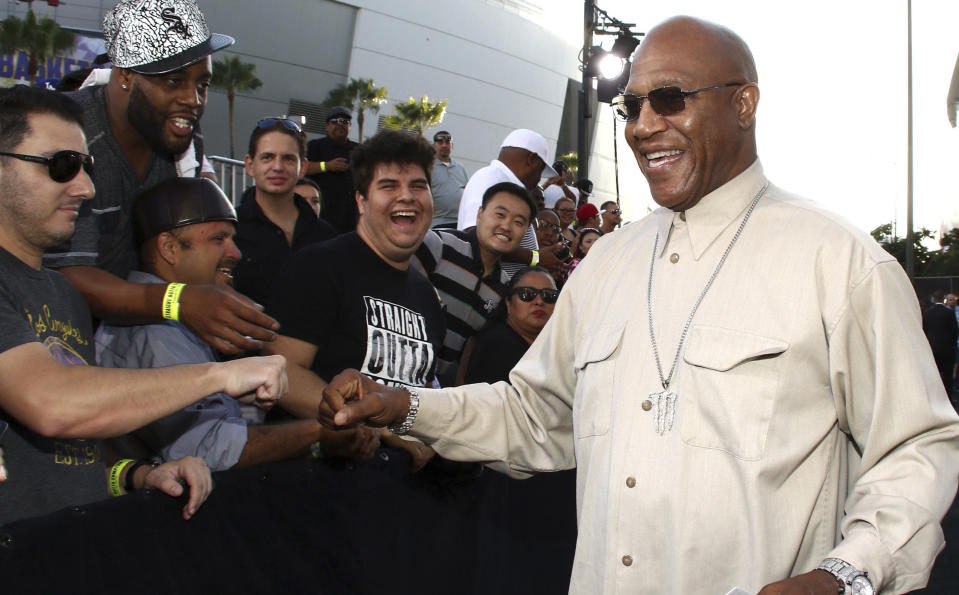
[411,160,959,594]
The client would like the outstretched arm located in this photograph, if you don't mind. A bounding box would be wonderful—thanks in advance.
[0,343,287,439]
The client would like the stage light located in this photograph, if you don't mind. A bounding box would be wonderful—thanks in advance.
[598,53,626,80]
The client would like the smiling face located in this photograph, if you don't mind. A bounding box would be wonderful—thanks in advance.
[476,190,532,258]
[624,17,758,211]
[124,57,212,155]
[0,113,94,264]
[356,162,433,269]
[244,131,305,198]
[555,198,576,227]
[168,221,241,286]
[506,270,556,341]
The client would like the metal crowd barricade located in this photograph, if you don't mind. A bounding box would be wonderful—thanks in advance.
[208,155,248,205]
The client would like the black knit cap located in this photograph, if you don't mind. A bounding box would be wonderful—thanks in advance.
[133,177,236,244]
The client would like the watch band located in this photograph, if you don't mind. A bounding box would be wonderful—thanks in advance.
[818,558,873,594]
[387,388,419,435]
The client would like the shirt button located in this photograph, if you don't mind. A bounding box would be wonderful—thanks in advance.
[622,554,633,567]
[642,399,652,411]
[626,476,636,488]
[679,211,687,221]
[669,253,680,264]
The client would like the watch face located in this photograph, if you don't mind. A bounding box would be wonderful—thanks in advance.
[850,576,875,595]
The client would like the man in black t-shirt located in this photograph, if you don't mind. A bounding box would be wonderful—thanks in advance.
[305,106,360,234]
[0,87,287,526]
[267,130,444,470]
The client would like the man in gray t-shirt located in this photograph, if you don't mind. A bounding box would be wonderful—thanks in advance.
[42,0,278,357]
[429,130,468,229]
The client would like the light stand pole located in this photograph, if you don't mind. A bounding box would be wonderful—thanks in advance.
[577,0,595,181]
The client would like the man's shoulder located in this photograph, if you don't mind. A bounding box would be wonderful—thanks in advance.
[761,185,895,267]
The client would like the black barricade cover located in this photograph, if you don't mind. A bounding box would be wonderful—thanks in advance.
[0,450,577,594]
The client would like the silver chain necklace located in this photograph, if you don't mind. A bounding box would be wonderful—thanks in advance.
[646,183,768,434]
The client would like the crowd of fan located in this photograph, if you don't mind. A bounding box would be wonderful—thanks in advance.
[0,0,618,526]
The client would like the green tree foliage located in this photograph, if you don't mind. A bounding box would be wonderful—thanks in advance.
[211,55,263,158]
[0,10,75,85]
[383,95,448,137]
[870,222,959,276]
[322,77,388,142]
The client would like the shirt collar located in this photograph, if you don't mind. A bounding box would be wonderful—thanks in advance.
[652,159,767,259]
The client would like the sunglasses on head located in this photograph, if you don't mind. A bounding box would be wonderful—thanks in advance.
[434,135,452,143]
[0,150,94,183]
[327,117,351,125]
[257,117,303,133]
[512,286,560,304]
[611,82,743,121]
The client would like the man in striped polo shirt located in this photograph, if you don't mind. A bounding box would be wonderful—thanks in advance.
[414,182,538,386]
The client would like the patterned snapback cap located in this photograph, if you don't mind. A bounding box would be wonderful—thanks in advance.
[102,0,235,75]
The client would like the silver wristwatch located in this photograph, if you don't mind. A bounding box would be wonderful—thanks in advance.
[818,558,875,595]
[387,388,419,435]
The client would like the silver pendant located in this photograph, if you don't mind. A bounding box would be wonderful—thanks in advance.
[650,390,677,434]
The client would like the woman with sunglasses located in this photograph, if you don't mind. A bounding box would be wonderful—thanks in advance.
[565,228,603,281]
[459,266,558,385]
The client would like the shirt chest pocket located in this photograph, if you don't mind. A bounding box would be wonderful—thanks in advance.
[679,325,788,460]
[572,322,626,439]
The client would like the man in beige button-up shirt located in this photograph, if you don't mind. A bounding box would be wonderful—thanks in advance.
[320,16,959,594]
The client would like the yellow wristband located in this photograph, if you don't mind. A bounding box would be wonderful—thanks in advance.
[530,250,540,266]
[319,161,327,172]
[109,459,135,497]
[162,283,186,321]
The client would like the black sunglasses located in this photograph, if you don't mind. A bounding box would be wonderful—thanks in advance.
[257,117,303,133]
[535,218,562,235]
[327,117,351,125]
[0,150,94,183]
[512,286,559,304]
[606,209,621,215]
[611,82,743,121]
[434,135,452,142]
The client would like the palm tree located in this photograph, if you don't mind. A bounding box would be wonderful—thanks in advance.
[383,95,448,137]
[0,10,75,85]
[211,55,263,158]
[558,152,578,178]
[322,77,388,142]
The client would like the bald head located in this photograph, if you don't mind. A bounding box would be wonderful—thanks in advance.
[624,16,760,211]
[640,17,757,84]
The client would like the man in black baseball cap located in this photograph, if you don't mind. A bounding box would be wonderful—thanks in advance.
[45,0,280,358]
[305,106,360,233]
[97,177,378,472]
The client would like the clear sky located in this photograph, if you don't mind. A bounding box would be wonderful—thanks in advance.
[544,0,959,236]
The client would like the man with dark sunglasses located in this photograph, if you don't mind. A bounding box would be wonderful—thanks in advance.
[320,16,959,595]
[232,119,336,308]
[0,86,287,527]
[599,200,621,234]
[430,130,468,229]
[43,0,280,358]
[305,106,359,234]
